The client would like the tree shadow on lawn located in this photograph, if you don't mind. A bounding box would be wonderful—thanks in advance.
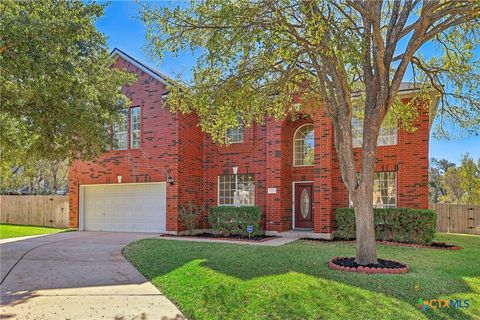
[123,234,479,320]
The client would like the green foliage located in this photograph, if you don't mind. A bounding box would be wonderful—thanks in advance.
[208,206,262,236]
[178,203,204,235]
[335,208,437,244]
[429,158,456,203]
[0,0,135,164]
[430,154,480,204]
[0,159,69,194]
[443,166,465,203]
[457,154,480,204]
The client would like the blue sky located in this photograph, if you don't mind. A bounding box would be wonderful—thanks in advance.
[96,1,479,164]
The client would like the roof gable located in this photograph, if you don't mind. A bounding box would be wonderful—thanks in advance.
[110,48,173,87]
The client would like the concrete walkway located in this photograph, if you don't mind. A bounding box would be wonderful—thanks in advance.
[159,235,299,246]
[0,231,184,320]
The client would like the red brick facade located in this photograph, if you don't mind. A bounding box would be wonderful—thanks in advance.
[69,52,429,236]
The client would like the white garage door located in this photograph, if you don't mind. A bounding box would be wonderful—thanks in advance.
[81,183,166,233]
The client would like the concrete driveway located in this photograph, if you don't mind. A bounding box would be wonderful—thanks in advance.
[0,231,184,320]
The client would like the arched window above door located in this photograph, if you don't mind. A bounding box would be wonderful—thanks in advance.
[293,124,314,166]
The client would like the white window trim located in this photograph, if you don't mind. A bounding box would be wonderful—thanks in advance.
[130,106,141,149]
[373,172,397,208]
[217,174,255,206]
[113,108,129,150]
[351,116,398,148]
[349,172,398,208]
[225,125,244,144]
[293,124,315,167]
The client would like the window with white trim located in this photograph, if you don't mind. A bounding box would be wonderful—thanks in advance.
[218,174,255,206]
[377,125,398,146]
[225,115,244,143]
[294,124,314,166]
[352,110,397,147]
[373,172,397,208]
[113,108,128,150]
[349,172,397,208]
[130,107,141,148]
[226,126,244,143]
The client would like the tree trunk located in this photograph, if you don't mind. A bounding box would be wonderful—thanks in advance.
[351,108,382,265]
[331,109,380,265]
[351,185,378,265]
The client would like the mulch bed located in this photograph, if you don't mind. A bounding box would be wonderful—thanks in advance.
[160,232,278,242]
[301,238,462,250]
[328,256,409,274]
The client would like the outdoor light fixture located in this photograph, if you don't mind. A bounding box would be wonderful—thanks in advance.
[232,166,238,175]
[117,175,122,183]
[164,169,174,185]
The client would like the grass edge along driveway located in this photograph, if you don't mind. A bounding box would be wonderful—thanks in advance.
[0,223,68,239]
[124,233,479,320]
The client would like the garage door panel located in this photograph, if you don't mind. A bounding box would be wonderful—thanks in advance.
[124,206,135,217]
[82,183,166,233]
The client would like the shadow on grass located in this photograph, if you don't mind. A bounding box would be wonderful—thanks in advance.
[124,234,479,320]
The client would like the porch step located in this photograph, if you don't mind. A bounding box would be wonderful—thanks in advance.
[278,230,333,240]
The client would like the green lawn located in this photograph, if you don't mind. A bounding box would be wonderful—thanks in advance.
[124,234,479,320]
[0,223,67,239]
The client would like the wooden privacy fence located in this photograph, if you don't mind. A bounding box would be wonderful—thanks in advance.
[0,195,69,228]
[430,203,480,235]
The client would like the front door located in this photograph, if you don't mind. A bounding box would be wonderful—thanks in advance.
[295,183,314,228]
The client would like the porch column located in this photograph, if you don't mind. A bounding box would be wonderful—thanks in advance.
[265,117,283,233]
[313,111,335,236]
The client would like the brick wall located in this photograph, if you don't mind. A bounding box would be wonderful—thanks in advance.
[177,113,205,229]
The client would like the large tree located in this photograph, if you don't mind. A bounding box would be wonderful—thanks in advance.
[0,0,135,167]
[429,157,456,203]
[0,159,69,195]
[439,154,480,204]
[141,1,480,264]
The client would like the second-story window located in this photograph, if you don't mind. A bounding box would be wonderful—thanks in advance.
[226,126,244,143]
[130,107,141,149]
[113,108,128,150]
[112,107,141,150]
[294,124,315,166]
[377,124,398,146]
[226,116,244,143]
[352,109,397,148]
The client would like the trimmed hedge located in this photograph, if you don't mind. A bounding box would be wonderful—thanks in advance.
[208,206,262,236]
[335,208,437,244]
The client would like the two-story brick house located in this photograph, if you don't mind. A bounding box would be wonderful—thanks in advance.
[68,48,433,238]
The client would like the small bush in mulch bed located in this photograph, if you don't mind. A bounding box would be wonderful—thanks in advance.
[300,238,462,250]
[328,256,409,274]
[161,232,277,242]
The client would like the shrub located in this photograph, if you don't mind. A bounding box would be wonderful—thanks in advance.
[335,208,437,244]
[179,203,204,235]
[208,206,262,236]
